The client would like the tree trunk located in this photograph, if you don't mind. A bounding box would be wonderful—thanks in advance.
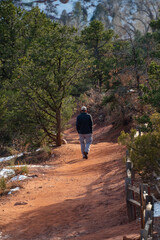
[56,108,61,146]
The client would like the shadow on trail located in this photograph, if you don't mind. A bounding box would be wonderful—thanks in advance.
[67,158,86,165]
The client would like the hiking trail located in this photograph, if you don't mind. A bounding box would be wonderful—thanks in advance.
[0,117,140,240]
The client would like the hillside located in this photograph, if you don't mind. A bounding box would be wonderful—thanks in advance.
[0,117,140,240]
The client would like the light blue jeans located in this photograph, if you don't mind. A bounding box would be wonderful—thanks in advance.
[79,133,93,156]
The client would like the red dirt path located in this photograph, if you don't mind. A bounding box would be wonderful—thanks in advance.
[0,118,140,240]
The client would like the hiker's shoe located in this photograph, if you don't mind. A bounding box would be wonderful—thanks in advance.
[84,151,88,159]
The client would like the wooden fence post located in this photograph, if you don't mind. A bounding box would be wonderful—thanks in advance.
[124,150,154,239]
[125,150,136,221]
[140,184,148,229]
[146,195,154,235]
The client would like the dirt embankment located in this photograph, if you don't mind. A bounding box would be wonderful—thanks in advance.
[0,119,140,240]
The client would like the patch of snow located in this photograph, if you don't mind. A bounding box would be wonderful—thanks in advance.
[8,187,20,195]
[0,147,44,163]
[154,202,160,217]
[129,89,135,92]
[9,175,29,182]
[134,131,144,138]
[10,164,53,168]
[134,131,140,138]
[0,153,23,163]
[0,169,15,178]
[36,148,42,152]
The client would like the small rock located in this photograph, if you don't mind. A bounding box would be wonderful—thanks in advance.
[28,174,38,178]
[14,201,28,206]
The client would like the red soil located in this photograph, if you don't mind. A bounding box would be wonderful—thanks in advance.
[0,118,140,240]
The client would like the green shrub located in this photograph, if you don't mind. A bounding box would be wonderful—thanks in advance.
[42,145,52,155]
[21,165,29,175]
[118,113,160,182]
[135,114,152,132]
[130,133,160,180]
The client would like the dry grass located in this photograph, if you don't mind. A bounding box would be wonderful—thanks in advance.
[0,179,23,196]
[0,177,6,191]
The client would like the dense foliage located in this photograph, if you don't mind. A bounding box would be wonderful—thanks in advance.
[0,0,86,148]
[118,114,160,182]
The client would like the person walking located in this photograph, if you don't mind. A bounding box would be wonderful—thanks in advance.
[76,106,93,159]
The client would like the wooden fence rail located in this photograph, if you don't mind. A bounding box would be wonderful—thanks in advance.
[125,150,154,240]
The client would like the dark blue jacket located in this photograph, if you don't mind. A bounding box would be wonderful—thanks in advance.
[76,112,93,134]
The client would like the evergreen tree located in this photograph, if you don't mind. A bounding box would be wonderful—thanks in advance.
[81,20,115,89]
[0,2,87,148]
[0,0,23,84]
[12,8,86,146]
[140,17,160,113]
[71,1,88,30]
